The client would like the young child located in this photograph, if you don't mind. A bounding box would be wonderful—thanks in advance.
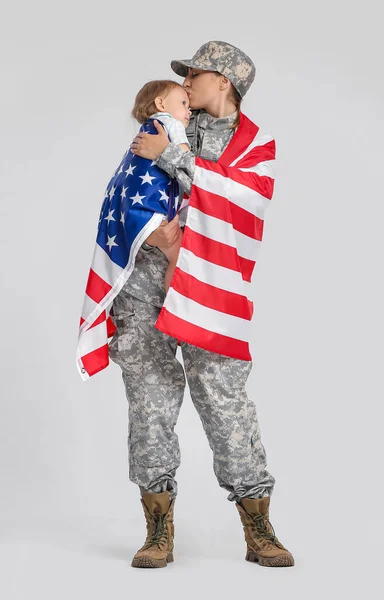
[131,80,192,292]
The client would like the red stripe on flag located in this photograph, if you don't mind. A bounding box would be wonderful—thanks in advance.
[171,268,253,319]
[79,309,116,336]
[86,269,112,304]
[239,256,256,283]
[183,228,255,283]
[106,315,116,337]
[219,112,259,167]
[81,344,110,377]
[196,157,274,199]
[190,186,264,241]
[183,228,237,270]
[80,309,107,331]
[154,308,252,361]
[235,139,276,168]
[89,310,106,329]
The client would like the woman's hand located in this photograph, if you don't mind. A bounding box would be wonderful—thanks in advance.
[145,214,182,248]
[130,120,170,160]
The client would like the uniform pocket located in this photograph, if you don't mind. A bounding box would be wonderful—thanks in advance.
[112,292,136,323]
[108,294,137,356]
[116,313,136,353]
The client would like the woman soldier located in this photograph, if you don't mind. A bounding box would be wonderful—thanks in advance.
[109,40,294,569]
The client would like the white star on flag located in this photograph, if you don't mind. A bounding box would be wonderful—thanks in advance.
[120,211,125,225]
[120,185,128,199]
[116,165,123,175]
[125,164,136,178]
[109,186,116,201]
[158,189,169,201]
[106,235,118,251]
[104,209,115,223]
[139,171,156,185]
[130,191,146,205]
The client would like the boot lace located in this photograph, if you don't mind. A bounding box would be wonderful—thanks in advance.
[251,513,281,547]
[143,513,168,548]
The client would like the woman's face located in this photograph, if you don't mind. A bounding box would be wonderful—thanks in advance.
[182,68,222,110]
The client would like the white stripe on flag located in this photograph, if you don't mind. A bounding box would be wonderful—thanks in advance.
[164,287,251,341]
[194,167,270,217]
[187,206,262,262]
[81,293,98,323]
[78,320,107,357]
[229,132,274,167]
[177,248,252,298]
[239,159,276,179]
[91,243,124,287]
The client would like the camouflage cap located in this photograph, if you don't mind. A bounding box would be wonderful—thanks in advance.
[170,40,256,98]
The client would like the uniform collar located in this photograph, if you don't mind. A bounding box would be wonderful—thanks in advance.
[196,109,237,131]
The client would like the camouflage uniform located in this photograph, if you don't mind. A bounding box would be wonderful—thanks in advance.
[108,41,275,503]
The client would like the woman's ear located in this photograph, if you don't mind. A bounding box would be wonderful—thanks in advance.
[219,76,231,92]
[154,96,165,112]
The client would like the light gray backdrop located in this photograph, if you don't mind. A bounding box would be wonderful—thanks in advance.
[1,1,383,598]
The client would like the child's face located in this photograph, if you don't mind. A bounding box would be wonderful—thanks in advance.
[156,87,191,128]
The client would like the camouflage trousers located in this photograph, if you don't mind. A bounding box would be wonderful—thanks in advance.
[108,288,275,503]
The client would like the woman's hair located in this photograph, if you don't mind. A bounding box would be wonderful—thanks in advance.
[131,80,183,124]
[229,85,242,130]
[213,72,242,130]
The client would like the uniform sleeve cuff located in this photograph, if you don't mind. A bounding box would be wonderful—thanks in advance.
[141,241,155,251]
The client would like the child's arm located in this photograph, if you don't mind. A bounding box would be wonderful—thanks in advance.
[178,143,190,152]
[157,229,183,263]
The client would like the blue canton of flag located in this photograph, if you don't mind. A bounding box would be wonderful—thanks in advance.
[97,118,180,269]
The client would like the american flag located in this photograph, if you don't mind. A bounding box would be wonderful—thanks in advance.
[77,112,275,380]
[77,118,180,380]
[154,112,276,361]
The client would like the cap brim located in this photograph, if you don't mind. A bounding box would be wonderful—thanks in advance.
[170,60,194,77]
[171,59,215,78]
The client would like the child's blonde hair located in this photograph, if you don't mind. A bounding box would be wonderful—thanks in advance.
[131,80,185,124]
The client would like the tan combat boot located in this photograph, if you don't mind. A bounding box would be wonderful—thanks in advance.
[131,490,175,568]
[236,497,294,567]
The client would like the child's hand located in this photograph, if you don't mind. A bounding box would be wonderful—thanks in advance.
[145,214,182,249]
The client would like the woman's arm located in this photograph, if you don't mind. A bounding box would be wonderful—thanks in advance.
[130,120,196,195]
[155,143,195,195]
